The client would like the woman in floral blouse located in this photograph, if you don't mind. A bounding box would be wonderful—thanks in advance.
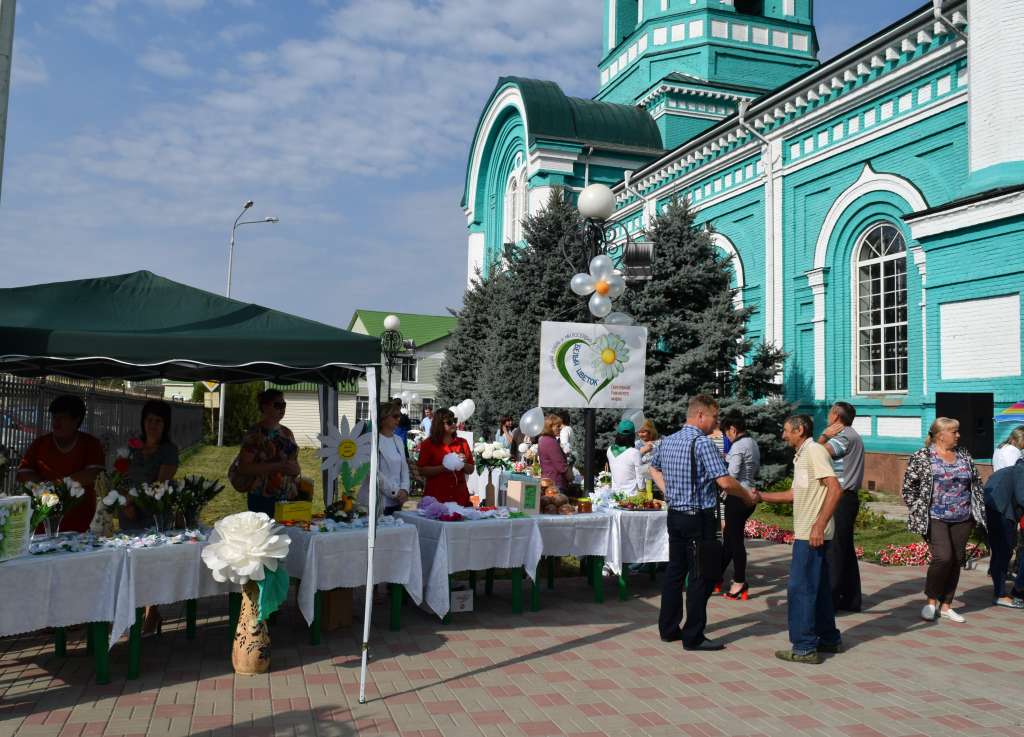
[236,389,301,517]
[901,417,985,624]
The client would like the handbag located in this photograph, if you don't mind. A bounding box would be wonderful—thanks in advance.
[228,453,256,494]
[689,436,724,581]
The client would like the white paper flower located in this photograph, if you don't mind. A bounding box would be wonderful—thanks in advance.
[442,452,465,472]
[102,490,127,507]
[482,448,493,459]
[65,478,85,498]
[317,415,373,494]
[116,447,130,459]
[129,487,139,497]
[40,492,60,508]
[201,511,291,584]
[518,442,529,454]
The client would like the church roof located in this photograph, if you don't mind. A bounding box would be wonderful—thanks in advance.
[494,77,663,152]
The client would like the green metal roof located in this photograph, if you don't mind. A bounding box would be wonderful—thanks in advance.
[346,310,457,347]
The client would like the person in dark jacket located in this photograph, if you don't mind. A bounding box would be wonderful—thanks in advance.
[983,458,1024,608]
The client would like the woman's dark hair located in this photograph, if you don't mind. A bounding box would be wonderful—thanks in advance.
[257,388,284,409]
[500,415,513,428]
[140,399,173,444]
[721,414,746,435]
[429,408,457,445]
[49,395,86,427]
[614,430,636,448]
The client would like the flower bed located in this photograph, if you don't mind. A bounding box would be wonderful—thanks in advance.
[744,519,864,559]
[876,540,988,566]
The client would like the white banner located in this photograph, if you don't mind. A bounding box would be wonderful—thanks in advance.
[538,321,647,409]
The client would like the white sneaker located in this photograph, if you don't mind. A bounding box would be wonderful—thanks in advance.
[921,603,938,621]
[940,608,966,623]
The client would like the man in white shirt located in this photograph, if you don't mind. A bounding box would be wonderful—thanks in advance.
[419,407,433,437]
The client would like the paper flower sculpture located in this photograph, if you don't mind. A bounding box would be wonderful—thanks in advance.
[201,511,291,584]
[570,254,626,318]
[317,416,373,497]
[590,333,630,382]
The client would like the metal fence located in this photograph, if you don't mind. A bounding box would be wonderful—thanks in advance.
[0,375,203,492]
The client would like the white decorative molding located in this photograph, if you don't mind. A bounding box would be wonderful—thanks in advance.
[466,232,485,288]
[813,164,927,269]
[464,86,529,225]
[711,232,746,309]
[911,246,927,395]
[805,267,828,400]
[940,295,1021,380]
[877,416,922,438]
[905,189,1024,240]
[852,416,872,436]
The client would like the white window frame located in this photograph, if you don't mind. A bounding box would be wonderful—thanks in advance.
[502,159,527,245]
[853,222,909,395]
[355,395,369,423]
[400,356,417,383]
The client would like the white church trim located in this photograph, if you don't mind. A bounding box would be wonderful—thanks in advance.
[464,85,530,226]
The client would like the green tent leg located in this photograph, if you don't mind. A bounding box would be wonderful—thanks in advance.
[585,556,594,587]
[546,557,556,590]
[530,577,540,612]
[511,568,523,614]
[592,556,605,604]
[468,570,476,592]
[618,574,628,601]
[54,628,66,658]
[127,608,143,680]
[227,592,241,642]
[310,591,322,646]
[485,569,494,596]
[185,599,197,640]
[91,622,110,685]
[389,584,403,631]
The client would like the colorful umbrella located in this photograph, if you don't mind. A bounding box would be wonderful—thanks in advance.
[994,401,1024,423]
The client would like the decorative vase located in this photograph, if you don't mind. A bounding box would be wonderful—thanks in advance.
[41,514,63,539]
[484,467,496,507]
[232,581,271,675]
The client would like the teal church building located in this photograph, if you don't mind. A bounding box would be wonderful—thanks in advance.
[462,1,1024,489]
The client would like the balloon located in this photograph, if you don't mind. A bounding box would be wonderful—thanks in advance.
[448,405,460,421]
[589,254,615,280]
[604,311,635,326]
[589,292,612,318]
[606,271,626,299]
[399,390,411,403]
[520,407,545,437]
[409,392,419,402]
[570,273,595,296]
[459,398,476,420]
[623,408,645,428]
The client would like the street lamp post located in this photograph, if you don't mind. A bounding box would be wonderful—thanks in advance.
[380,314,403,403]
[217,201,280,447]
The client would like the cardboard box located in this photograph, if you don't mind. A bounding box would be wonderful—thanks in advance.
[275,501,312,523]
[450,583,474,613]
[321,588,353,630]
[505,476,541,515]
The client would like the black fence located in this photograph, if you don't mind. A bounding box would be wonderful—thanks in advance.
[0,375,203,493]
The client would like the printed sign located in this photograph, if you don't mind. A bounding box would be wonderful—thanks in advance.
[539,321,647,409]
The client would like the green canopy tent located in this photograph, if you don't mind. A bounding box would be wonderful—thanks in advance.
[0,270,385,698]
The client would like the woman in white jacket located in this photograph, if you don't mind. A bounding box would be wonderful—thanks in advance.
[377,401,410,515]
[607,420,644,495]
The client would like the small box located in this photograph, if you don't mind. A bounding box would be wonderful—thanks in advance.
[321,588,352,630]
[450,583,474,613]
[274,501,312,523]
[506,476,541,515]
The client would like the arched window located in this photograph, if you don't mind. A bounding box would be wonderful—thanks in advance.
[503,176,519,244]
[855,222,908,393]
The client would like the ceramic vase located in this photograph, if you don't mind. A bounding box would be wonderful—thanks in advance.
[232,581,271,675]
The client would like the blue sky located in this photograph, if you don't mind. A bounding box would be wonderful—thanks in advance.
[2,0,925,325]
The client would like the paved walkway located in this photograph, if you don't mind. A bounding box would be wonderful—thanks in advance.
[3,541,1023,737]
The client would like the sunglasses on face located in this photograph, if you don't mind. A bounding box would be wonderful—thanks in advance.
[444,420,457,426]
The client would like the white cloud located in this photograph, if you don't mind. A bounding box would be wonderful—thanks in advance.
[137,47,193,78]
[12,40,48,86]
[217,22,263,44]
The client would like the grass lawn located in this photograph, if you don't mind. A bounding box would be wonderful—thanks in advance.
[178,444,326,526]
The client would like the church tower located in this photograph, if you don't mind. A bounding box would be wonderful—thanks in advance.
[598,0,818,148]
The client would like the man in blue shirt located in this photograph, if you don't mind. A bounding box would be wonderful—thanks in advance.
[650,394,758,651]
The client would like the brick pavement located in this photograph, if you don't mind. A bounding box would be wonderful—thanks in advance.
[2,541,1023,737]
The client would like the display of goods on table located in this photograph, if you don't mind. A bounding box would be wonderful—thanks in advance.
[616,495,664,511]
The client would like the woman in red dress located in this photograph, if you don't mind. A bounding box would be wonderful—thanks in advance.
[416,408,474,505]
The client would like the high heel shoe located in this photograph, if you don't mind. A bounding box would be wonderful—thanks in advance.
[723,583,749,601]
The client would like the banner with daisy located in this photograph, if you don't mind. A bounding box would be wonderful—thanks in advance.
[539,321,647,409]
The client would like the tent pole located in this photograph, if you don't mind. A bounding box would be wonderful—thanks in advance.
[358,365,380,704]
[318,384,339,507]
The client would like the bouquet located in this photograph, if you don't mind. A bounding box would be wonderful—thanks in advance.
[175,475,224,528]
[596,470,612,488]
[24,477,86,535]
[128,480,182,532]
[472,442,511,471]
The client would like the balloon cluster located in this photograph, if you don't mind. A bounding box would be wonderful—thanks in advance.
[398,390,419,409]
[448,398,476,423]
[570,255,625,319]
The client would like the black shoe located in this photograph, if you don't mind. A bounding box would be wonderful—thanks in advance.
[683,638,725,652]
[660,629,683,642]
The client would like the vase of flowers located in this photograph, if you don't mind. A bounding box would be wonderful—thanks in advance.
[201,512,290,675]
[175,475,224,529]
[473,442,512,505]
[25,478,85,538]
[129,480,181,533]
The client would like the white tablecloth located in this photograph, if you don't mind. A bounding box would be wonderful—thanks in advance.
[282,525,423,626]
[601,508,668,575]
[396,512,543,618]
[535,513,612,558]
[111,541,235,647]
[0,547,125,642]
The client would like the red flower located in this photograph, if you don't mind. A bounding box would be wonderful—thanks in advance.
[127,437,143,449]
[114,457,130,474]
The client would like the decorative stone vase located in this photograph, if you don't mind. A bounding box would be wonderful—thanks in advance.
[232,581,271,675]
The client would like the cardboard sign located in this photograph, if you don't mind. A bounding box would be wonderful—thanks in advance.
[0,495,32,562]
[539,321,647,409]
[505,475,541,515]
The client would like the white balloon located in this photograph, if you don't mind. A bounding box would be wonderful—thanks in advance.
[604,311,635,326]
[589,254,615,280]
[623,408,645,428]
[589,292,612,318]
[606,271,626,299]
[519,407,545,437]
[570,272,596,296]
[448,405,460,420]
[400,390,411,402]
[459,398,476,420]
